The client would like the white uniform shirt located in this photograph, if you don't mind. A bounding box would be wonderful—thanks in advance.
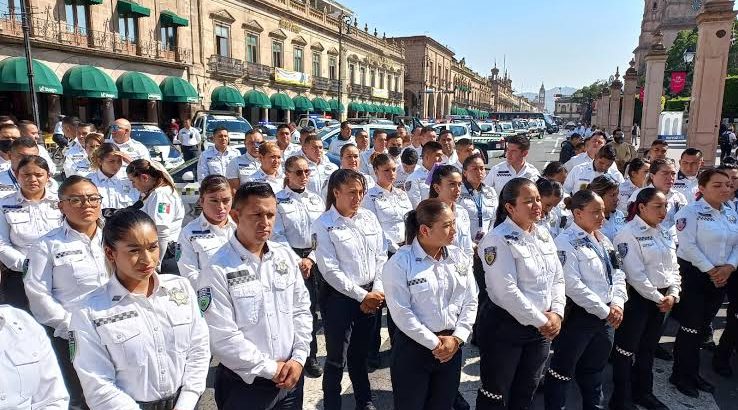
[196,146,241,181]
[484,161,541,194]
[313,207,388,302]
[0,306,69,410]
[226,152,261,184]
[246,168,285,194]
[273,187,324,256]
[555,224,628,319]
[63,144,87,177]
[24,220,108,339]
[176,214,235,286]
[564,152,594,171]
[362,185,413,253]
[37,143,57,176]
[628,186,688,234]
[457,183,498,241]
[563,161,625,194]
[71,274,209,410]
[0,189,62,271]
[406,165,431,208]
[88,170,139,210]
[176,127,201,147]
[674,198,738,272]
[0,169,58,199]
[329,136,356,156]
[477,217,566,327]
[453,203,474,258]
[280,142,302,159]
[142,186,185,253]
[360,149,386,177]
[299,151,338,198]
[64,156,92,177]
[672,171,699,204]
[196,238,312,383]
[383,241,478,350]
[601,209,627,242]
[395,164,416,191]
[614,215,681,304]
[617,179,640,213]
[538,203,573,238]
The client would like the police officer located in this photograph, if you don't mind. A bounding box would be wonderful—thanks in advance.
[611,188,679,410]
[24,176,107,409]
[383,198,478,410]
[272,155,326,379]
[670,169,738,397]
[545,190,627,410]
[673,148,703,203]
[63,122,94,177]
[313,169,387,410]
[64,132,102,177]
[564,131,607,172]
[628,159,688,237]
[484,135,540,194]
[106,119,150,178]
[88,143,138,213]
[177,175,236,286]
[362,153,413,368]
[0,137,59,198]
[0,304,69,409]
[71,209,210,410]
[246,142,285,193]
[429,165,473,258]
[198,183,312,409]
[617,158,649,213]
[396,147,418,191]
[126,159,184,275]
[226,129,264,191]
[589,174,627,241]
[563,144,625,195]
[536,178,568,238]
[340,143,376,190]
[360,130,387,178]
[329,121,355,156]
[299,134,338,198]
[476,177,565,410]
[0,155,62,310]
[196,127,241,181]
[276,124,302,158]
[407,141,444,208]
[458,153,498,243]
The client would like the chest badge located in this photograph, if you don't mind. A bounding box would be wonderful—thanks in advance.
[168,287,189,306]
[275,260,288,275]
[455,263,467,276]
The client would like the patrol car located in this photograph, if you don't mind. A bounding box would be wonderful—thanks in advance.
[192,110,253,150]
[106,123,185,170]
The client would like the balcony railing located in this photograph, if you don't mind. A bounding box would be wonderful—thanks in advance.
[390,91,402,100]
[208,55,245,78]
[0,17,191,64]
[329,79,340,93]
[313,76,331,92]
[349,84,371,98]
[246,63,272,82]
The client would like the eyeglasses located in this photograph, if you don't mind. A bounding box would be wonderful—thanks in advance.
[289,169,311,176]
[110,125,128,132]
[60,195,103,207]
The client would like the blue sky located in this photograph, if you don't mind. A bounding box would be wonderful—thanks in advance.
[340,0,644,93]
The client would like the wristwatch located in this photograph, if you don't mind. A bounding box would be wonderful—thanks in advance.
[453,336,465,348]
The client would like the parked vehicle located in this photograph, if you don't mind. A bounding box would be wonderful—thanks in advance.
[192,110,253,149]
[318,123,397,165]
[298,115,340,130]
[108,123,185,170]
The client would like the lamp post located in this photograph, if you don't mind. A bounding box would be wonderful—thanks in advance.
[682,45,696,112]
[337,13,352,120]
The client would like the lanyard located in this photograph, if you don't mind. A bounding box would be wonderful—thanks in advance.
[8,170,18,189]
[586,237,612,286]
[465,183,484,229]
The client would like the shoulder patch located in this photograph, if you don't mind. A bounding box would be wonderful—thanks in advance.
[68,331,76,361]
[676,218,686,231]
[21,258,29,278]
[157,203,171,214]
[484,246,497,266]
[617,243,628,258]
[197,287,212,313]
[404,180,412,191]
[557,250,566,265]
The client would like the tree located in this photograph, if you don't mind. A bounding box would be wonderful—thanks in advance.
[571,80,608,123]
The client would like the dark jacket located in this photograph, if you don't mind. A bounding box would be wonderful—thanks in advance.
[559,140,576,164]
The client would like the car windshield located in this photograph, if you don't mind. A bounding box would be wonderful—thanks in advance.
[501,123,513,130]
[450,125,467,137]
[131,128,170,145]
[318,125,340,138]
[205,117,252,133]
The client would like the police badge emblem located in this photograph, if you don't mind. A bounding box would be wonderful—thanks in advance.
[404,180,412,191]
[484,246,497,266]
[557,251,566,265]
[275,260,288,275]
[455,263,467,276]
[676,218,686,231]
[168,287,189,306]
[197,287,212,313]
[617,243,628,258]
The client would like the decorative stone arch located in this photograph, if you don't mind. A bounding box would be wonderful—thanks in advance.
[327,47,339,56]
[209,9,235,24]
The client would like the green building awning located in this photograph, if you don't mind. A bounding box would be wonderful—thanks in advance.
[311,97,330,112]
[328,99,345,113]
[293,95,313,112]
[117,0,150,16]
[348,102,364,112]
[116,71,161,100]
[0,57,62,94]
[211,85,244,108]
[243,89,271,108]
[62,65,117,98]
[271,92,295,110]
[159,76,199,103]
[160,10,188,27]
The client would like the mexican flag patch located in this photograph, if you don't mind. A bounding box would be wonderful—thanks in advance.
[157,203,171,214]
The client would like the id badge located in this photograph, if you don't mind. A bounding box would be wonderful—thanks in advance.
[474,230,486,243]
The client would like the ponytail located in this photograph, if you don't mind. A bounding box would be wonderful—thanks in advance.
[494,177,536,227]
[404,210,420,244]
[405,199,450,244]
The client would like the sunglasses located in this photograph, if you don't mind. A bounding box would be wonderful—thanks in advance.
[289,169,311,176]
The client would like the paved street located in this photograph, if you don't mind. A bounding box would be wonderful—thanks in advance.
[196,133,736,410]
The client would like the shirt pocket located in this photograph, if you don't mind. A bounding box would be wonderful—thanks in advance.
[6,347,40,400]
[96,323,145,370]
[273,273,295,314]
[329,228,355,255]
[166,307,193,353]
[5,209,30,225]
[230,283,263,326]
[192,237,221,256]
[408,276,431,304]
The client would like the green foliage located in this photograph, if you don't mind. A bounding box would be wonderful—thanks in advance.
[723,76,738,118]
[664,97,690,111]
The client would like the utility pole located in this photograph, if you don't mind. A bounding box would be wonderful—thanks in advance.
[337,14,351,121]
[18,0,40,127]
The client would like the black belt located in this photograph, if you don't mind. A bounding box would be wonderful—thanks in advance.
[292,247,313,259]
[434,329,454,337]
[136,388,180,410]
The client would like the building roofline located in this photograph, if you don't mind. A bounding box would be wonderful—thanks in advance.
[388,35,454,57]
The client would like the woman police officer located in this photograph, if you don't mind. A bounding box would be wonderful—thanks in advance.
[428,165,474,258]
[383,198,478,410]
[70,209,210,410]
[589,175,627,241]
[610,187,680,410]
[669,168,738,397]
[475,177,565,410]
[88,143,138,215]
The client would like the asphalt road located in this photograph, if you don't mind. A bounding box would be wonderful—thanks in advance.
[197,132,735,409]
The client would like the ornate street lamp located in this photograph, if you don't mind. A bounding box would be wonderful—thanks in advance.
[683,45,696,71]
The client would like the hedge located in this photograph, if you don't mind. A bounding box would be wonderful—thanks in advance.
[664,97,690,111]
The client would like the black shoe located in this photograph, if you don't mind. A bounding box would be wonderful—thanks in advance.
[669,375,699,398]
[356,403,377,410]
[654,345,673,361]
[304,357,322,378]
[634,393,669,410]
[695,374,715,393]
[713,353,734,378]
[453,391,470,410]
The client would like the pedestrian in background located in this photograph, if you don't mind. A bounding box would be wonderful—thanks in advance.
[558,133,581,164]
[175,118,202,161]
[612,128,638,174]
[631,123,640,146]
[617,158,650,213]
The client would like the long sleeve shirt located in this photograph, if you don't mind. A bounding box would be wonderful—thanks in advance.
[674,198,738,272]
[273,187,325,255]
[361,185,413,252]
[176,214,235,286]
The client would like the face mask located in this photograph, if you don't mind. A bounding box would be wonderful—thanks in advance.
[388,146,402,157]
[614,136,624,143]
[0,139,11,153]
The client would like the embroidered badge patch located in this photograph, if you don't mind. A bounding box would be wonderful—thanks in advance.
[617,243,629,258]
[404,180,412,191]
[484,246,497,266]
[157,203,171,214]
[557,251,566,265]
[197,287,212,313]
[275,260,288,275]
[68,331,76,360]
[455,263,467,276]
[676,218,686,231]
[168,287,189,306]
[174,243,182,262]
[21,258,29,278]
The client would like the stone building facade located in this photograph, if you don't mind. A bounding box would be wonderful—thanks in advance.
[633,0,701,71]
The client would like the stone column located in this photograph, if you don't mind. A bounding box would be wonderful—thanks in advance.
[621,59,639,137]
[640,31,668,148]
[599,89,611,130]
[609,68,623,133]
[686,0,737,164]
[591,94,600,127]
